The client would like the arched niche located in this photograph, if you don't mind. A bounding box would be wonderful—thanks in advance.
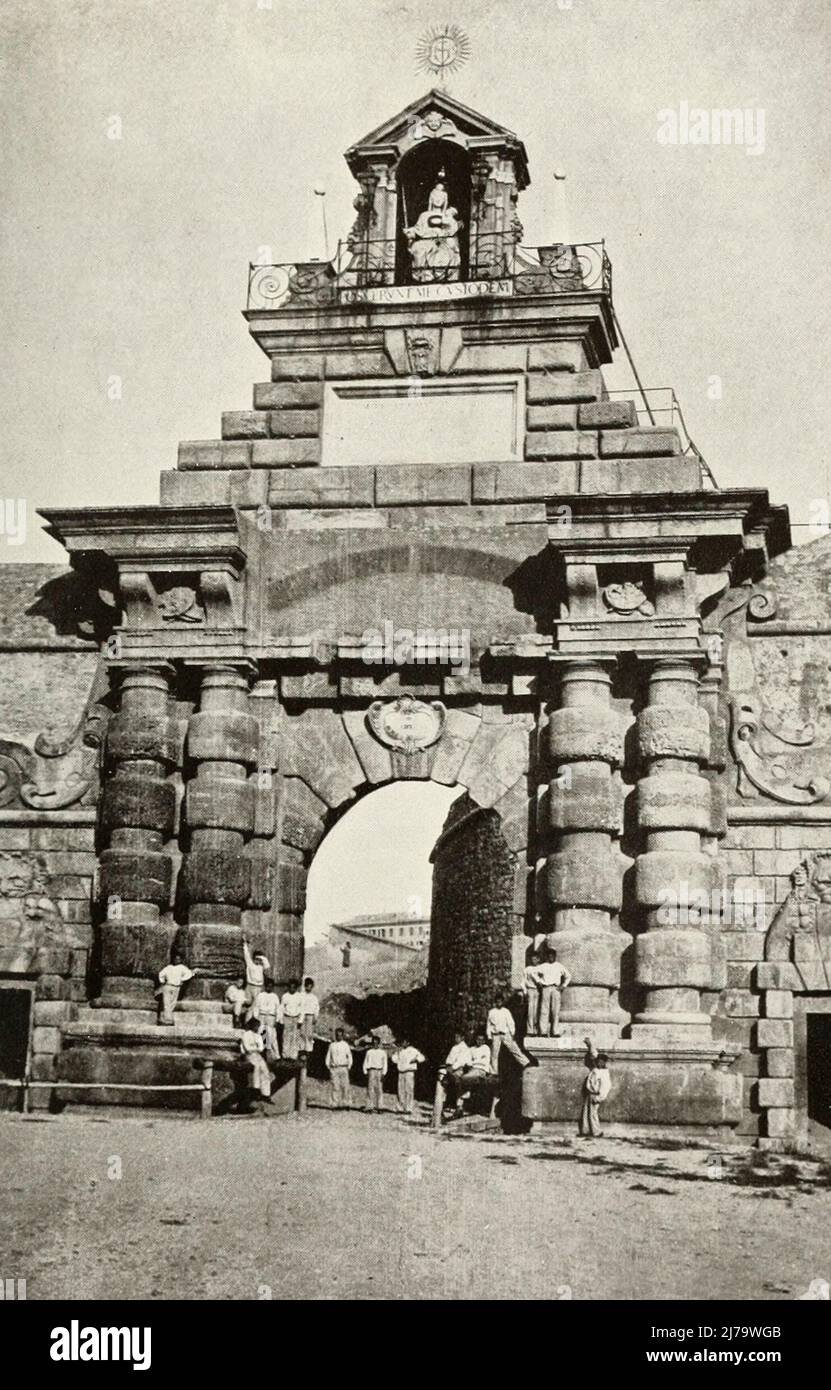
[395,138,470,284]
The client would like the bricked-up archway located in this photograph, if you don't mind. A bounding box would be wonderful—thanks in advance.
[273,705,534,995]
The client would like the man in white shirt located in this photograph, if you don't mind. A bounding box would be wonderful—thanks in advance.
[536,948,572,1037]
[521,952,543,1034]
[252,977,282,1057]
[156,952,197,1025]
[325,1028,354,1108]
[486,992,530,1071]
[242,936,270,1014]
[225,976,247,1026]
[392,1038,426,1114]
[300,976,320,1052]
[240,1018,272,1102]
[280,979,304,1059]
[441,1032,473,1114]
[362,1034,388,1112]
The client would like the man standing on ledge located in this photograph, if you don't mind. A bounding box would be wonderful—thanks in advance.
[536,948,571,1037]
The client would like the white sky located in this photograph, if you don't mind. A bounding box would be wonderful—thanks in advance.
[1,0,830,560]
[303,781,459,942]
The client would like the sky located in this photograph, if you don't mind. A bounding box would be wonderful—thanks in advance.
[1,0,829,924]
[1,0,829,561]
[303,781,459,941]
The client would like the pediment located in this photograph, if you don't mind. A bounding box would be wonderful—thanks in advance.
[345,89,529,185]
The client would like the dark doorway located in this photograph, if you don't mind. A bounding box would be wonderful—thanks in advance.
[0,987,32,1110]
[395,139,470,284]
[807,1014,831,1130]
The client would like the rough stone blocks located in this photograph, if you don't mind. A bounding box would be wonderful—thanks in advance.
[270,354,323,381]
[254,381,322,409]
[524,430,597,461]
[473,461,578,501]
[268,466,374,509]
[599,428,681,457]
[525,404,578,431]
[758,1078,795,1109]
[546,850,622,911]
[765,1048,794,1078]
[178,440,251,470]
[764,989,793,1019]
[635,928,712,988]
[374,464,469,506]
[547,704,623,765]
[580,457,702,494]
[765,1108,796,1139]
[221,411,269,440]
[578,400,637,429]
[251,439,321,467]
[526,370,603,405]
[636,850,722,907]
[637,705,710,762]
[756,1019,794,1048]
[637,772,711,831]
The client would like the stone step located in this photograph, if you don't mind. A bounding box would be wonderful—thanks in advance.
[71,1007,240,1035]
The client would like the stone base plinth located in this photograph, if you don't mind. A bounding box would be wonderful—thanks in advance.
[53,1008,249,1111]
[523,1036,743,1127]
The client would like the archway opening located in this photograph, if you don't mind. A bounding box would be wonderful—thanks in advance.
[303,781,461,1047]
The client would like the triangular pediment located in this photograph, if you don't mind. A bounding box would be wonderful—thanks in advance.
[348,89,521,150]
[345,90,529,187]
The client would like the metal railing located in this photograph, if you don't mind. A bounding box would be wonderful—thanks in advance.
[247,239,612,310]
[606,386,717,487]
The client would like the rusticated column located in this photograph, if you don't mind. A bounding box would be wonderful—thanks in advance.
[177,664,259,999]
[632,660,722,1037]
[98,666,178,1007]
[543,659,629,1043]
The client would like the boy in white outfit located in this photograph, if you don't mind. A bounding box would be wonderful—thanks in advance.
[579,1038,612,1137]
[325,1028,353,1108]
[521,953,543,1034]
[300,976,319,1051]
[225,976,247,1026]
[240,1018,272,1102]
[486,992,529,1070]
[280,978,304,1059]
[392,1037,425,1114]
[252,977,282,1058]
[363,1034,388,1112]
[242,936,270,1014]
[156,951,197,1025]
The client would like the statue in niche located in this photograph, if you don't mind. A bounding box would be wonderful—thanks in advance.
[404,173,462,283]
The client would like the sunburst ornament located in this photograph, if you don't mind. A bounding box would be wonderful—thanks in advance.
[415,24,471,82]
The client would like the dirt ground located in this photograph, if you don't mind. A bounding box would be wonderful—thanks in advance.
[2,1091,830,1302]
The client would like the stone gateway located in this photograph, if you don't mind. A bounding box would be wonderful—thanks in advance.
[1,89,828,1147]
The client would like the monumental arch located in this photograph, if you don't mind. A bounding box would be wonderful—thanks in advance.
[1,90,829,1146]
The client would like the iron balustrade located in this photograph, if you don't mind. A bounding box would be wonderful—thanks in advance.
[247,239,612,310]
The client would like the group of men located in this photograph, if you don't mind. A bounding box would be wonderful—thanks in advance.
[324,1031,426,1113]
[154,937,321,1104]
[156,937,612,1133]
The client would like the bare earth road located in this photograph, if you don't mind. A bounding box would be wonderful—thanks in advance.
[2,1104,830,1301]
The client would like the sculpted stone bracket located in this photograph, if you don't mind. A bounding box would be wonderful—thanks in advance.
[0,655,111,812]
[729,695,831,805]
